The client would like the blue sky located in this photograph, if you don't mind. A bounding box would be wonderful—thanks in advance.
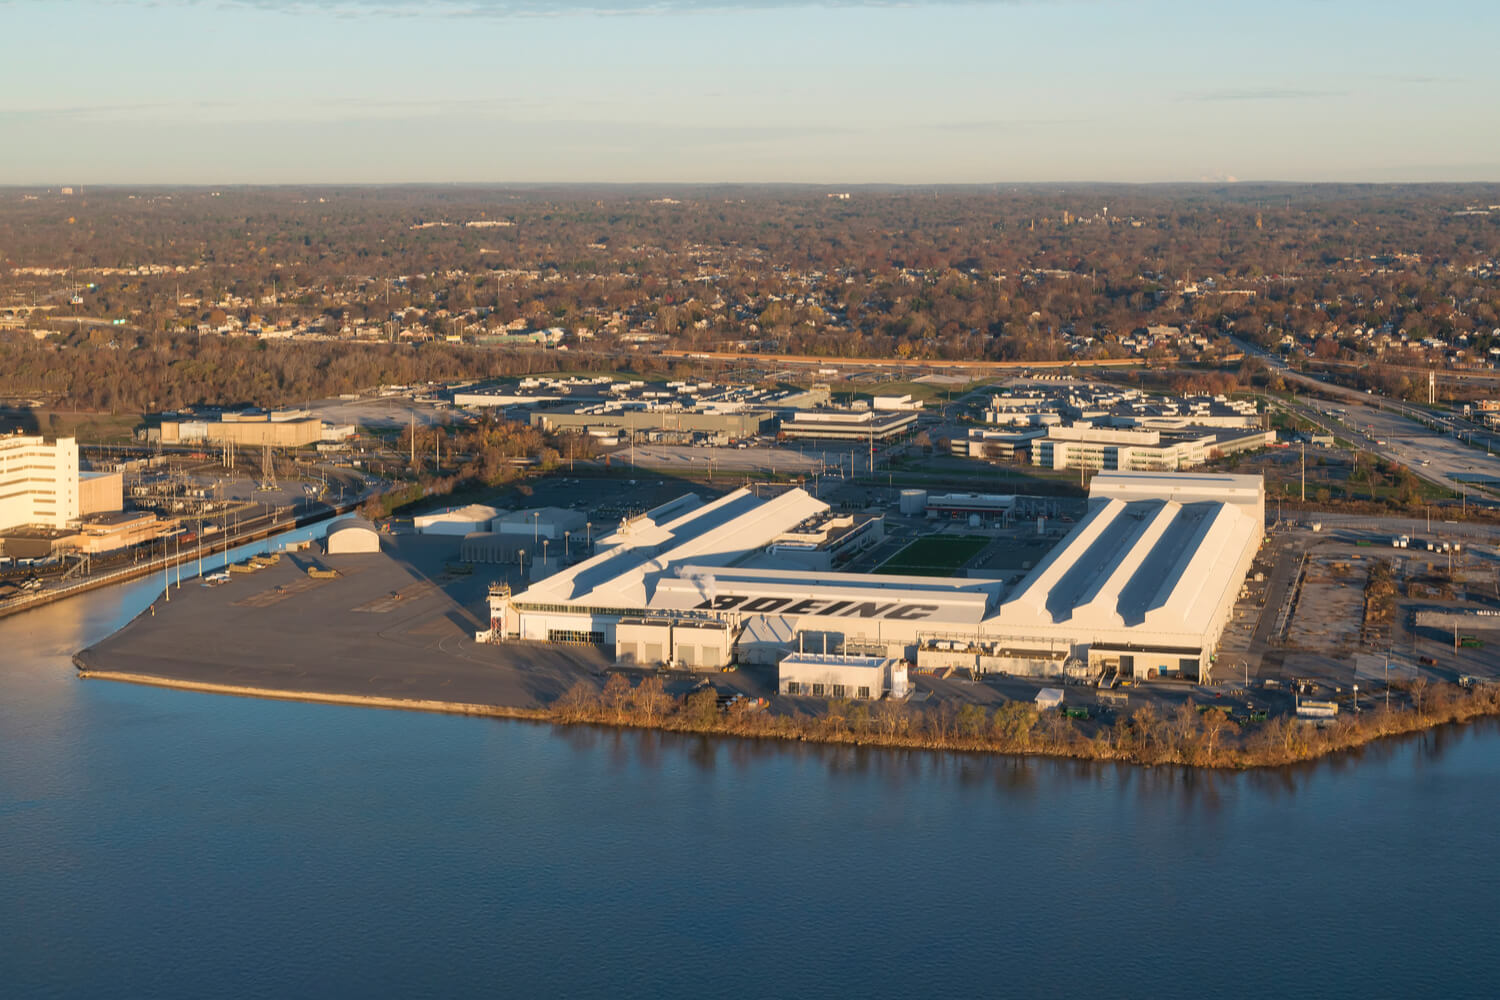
[2,0,1496,184]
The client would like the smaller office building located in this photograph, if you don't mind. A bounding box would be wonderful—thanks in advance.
[70,511,177,555]
[779,653,909,700]
[781,408,918,442]
[615,618,733,669]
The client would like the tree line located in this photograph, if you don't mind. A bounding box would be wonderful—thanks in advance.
[547,673,1500,769]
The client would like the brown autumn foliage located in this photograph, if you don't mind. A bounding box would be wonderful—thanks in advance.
[543,676,1500,769]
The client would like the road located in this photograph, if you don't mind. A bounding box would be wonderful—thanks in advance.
[1236,335,1500,506]
[620,443,886,483]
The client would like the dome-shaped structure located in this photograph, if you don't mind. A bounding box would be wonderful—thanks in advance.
[326,518,380,554]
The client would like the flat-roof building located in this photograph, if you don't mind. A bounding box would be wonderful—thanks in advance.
[157,410,328,448]
[0,434,79,532]
[413,504,503,536]
[79,469,123,516]
[779,653,909,699]
[1031,424,1273,473]
[781,408,918,442]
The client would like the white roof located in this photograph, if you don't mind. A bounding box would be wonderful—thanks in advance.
[650,565,1001,624]
[1089,471,1263,517]
[492,506,587,531]
[996,494,1259,637]
[517,488,829,609]
[413,503,502,526]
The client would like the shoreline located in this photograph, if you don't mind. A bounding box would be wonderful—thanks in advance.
[0,500,353,622]
[74,664,548,722]
[74,659,1500,771]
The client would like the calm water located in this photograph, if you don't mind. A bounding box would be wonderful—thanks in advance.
[3,545,1498,999]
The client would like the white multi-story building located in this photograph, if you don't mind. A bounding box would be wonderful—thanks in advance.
[1034,425,1205,472]
[0,434,80,532]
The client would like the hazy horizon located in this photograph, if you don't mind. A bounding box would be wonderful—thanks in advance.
[4,0,1498,185]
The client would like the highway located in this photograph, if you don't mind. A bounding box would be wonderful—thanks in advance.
[1234,336,1500,506]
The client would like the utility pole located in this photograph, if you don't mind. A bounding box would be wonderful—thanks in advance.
[1300,442,1306,502]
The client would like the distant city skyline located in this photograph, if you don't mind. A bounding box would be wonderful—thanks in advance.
[3,0,1497,185]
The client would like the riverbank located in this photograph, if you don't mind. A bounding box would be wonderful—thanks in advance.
[0,498,352,621]
[76,652,1500,771]
[73,528,1500,770]
[73,668,548,722]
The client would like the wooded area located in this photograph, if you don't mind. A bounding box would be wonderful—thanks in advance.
[3,184,1495,390]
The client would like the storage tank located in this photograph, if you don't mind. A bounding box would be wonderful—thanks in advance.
[899,489,927,515]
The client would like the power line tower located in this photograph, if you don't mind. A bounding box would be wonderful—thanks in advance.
[260,443,278,491]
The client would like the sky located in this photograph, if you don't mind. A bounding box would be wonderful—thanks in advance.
[2,0,1497,185]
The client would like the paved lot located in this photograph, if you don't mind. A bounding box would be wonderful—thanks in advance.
[625,443,871,481]
[79,535,609,709]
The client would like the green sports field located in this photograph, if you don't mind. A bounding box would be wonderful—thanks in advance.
[875,535,989,577]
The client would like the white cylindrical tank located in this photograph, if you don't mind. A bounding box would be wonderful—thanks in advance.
[899,489,927,515]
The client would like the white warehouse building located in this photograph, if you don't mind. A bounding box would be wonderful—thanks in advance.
[481,472,1265,684]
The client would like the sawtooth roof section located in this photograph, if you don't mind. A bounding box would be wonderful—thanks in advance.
[1000,497,1125,626]
[1142,502,1259,635]
[518,487,829,609]
[998,494,1258,634]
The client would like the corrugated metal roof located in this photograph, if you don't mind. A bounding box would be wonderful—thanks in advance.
[997,494,1258,638]
[518,487,829,608]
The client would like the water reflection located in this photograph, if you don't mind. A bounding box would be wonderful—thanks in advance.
[544,710,1500,812]
[5,561,1500,1000]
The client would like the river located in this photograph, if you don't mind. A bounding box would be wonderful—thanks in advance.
[2,527,1497,999]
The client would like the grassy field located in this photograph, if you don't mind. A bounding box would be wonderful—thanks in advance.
[876,534,990,576]
[27,410,140,443]
[841,378,994,404]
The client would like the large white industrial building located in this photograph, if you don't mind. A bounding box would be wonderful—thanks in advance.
[0,434,80,532]
[481,471,1265,684]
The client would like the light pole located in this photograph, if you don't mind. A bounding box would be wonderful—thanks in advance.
[533,510,539,544]
[586,521,592,551]
[542,538,549,571]
[564,530,571,561]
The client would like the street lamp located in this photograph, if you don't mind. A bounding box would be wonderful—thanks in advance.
[533,510,540,544]
[564,530,571,561]
[586,521,592,551]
